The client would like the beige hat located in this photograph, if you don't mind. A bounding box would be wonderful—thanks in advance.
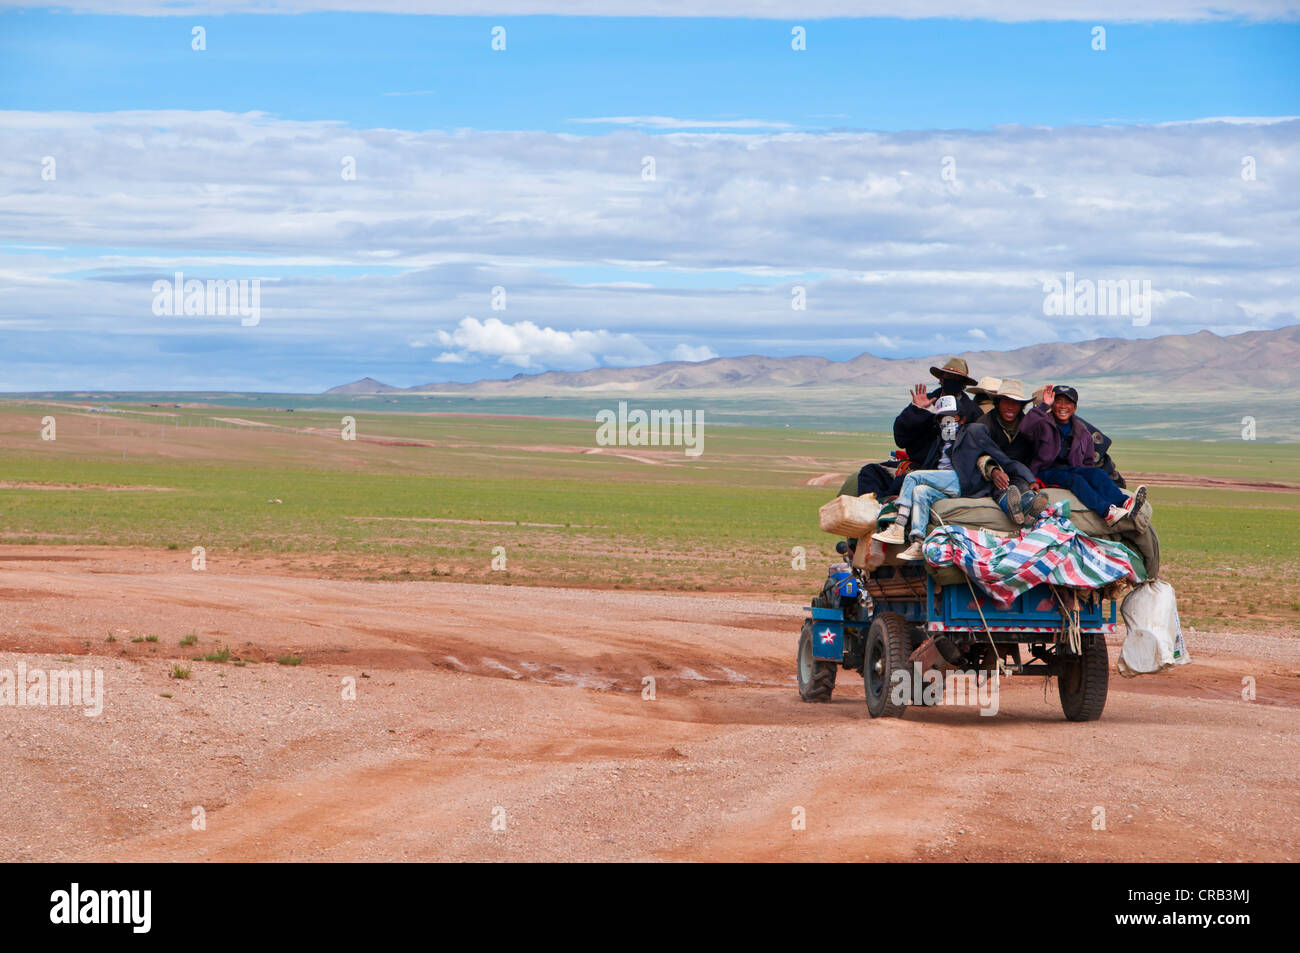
[970,376,1002,397]
[995,378,1032,403]
[928,356,976,386]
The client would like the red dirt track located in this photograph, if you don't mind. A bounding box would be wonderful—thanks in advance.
[0,545,1295,861]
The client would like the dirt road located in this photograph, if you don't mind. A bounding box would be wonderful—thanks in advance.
[0,546,1295,861]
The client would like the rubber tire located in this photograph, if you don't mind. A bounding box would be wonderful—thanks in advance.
[1058,633,1109,722]
[797,620,838,702]
[864,612,910,718]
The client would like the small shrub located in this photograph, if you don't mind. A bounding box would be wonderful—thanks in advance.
[169,664,191,680]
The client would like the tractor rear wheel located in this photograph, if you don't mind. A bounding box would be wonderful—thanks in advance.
[864,612,910,718]
[797,620,838,702]
[1058,634,1109,721]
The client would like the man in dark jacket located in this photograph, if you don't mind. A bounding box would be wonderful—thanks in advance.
[892,356,982,465]
[1021,384,1148,525]
[875,397,1049,559]
[975,377,1035,466]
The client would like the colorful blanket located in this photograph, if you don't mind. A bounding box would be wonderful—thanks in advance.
[922,500,1146,609]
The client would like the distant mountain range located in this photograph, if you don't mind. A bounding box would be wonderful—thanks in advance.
[326,324,1300,396]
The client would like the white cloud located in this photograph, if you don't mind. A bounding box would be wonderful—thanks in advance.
[671,344,720,362]
[1,109,1297,387]
[969,328,988,339]
[434,317,658,369]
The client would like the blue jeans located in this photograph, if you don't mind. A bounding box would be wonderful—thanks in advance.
[897,469,962,539]
[1040,466,1126,516]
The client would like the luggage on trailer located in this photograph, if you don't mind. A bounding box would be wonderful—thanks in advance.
[819,493,881,538]
[1117,581,1190,676]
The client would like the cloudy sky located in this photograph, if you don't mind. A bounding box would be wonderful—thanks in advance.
[1,2,1298,391]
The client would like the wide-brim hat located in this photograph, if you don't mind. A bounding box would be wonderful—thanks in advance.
[970,376,1002,397]
[994,377,1032,403]
[928,356,977,386]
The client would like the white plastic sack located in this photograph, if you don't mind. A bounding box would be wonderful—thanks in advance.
[1117,581,1191,677]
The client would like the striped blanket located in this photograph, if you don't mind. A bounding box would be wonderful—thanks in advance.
[923,500,1146,609]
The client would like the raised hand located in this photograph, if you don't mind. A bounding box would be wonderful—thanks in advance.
[911,384,935,408]
[1039,384,1055,406]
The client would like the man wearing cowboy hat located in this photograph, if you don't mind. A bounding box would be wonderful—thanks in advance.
[975,377,1035,467]
[892,356,982,466]
[1021,383,1149,526]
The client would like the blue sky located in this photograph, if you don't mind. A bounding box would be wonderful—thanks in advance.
[4,14,1298,131]
[0,5,1298,390]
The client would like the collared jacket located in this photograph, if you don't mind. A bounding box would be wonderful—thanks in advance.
[1020,401,1099,475]
[892,389,982,467]
[975,408,1034,467]
[950,424,1037,498]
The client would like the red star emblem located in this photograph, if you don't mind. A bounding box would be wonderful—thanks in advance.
[819,629,836,644]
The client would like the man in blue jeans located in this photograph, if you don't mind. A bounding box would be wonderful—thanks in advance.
[1021,384,1148,526]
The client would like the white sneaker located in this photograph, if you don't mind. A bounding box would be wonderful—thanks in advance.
[898,540,925,561]
[1103,505,1127,527]
[874,521,908,545]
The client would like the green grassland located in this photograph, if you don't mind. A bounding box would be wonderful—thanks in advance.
[0,400,1296,632]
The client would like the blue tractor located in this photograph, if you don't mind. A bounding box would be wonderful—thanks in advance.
[797,540,1117,720]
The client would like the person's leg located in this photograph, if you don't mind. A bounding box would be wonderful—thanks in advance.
[1075,466,1128,510]
[906,471,962,539]
[1040,466,1114,517]
[1011,476,1050,522]
[895,471,921,511]
[909,486,941,540]
[873,471,922,544]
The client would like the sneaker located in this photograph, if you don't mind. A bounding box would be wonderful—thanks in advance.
[1104,504,1127,527]
[897,540,925,561]
[1022,491,1050,522]
[1129,485,1148,514]
[874,521,908,546]
[1003,487,1025,525]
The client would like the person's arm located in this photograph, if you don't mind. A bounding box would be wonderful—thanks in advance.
[893,400,934,448]
[970,428,1020,490]
[1020,398,1052,440]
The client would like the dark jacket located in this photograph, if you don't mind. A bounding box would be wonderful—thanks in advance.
[1020,402,1099,475]
[892,389,982,467]
[950,424,1037,498]
[975,408,1034,466]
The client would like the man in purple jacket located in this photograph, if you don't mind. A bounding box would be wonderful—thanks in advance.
[1021,384,1149,526]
